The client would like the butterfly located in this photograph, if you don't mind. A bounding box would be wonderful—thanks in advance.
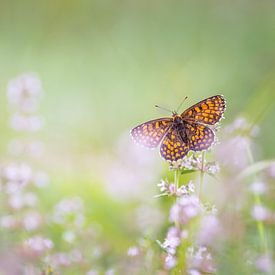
[130,95,226,162]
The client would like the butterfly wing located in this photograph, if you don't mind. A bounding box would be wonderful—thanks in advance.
[160,127,189,161]
[181,95,226,125]
[185,122,215,151]
[131,118,173,148]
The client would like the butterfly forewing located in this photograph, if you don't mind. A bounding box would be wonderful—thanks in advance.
[186,122,215,151]
[160,128,189,161]
[131,118,172,148]
[181,95,226,125]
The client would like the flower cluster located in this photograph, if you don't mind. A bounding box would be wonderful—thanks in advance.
[157,179,195,197]
[169,154,220,175]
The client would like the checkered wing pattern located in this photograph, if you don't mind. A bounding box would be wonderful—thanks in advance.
[186,122,215,151]
[181,95,226,125]
[131,118,172,148]
[160,128,189,161]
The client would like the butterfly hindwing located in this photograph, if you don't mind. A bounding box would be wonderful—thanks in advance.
[131,118,172,148]
[181,95,226,125]
[160,127,189,161]
[186,122,215,151]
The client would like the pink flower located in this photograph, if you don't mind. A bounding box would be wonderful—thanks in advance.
[170,196,201,224]
[7,73,42,113]
[23,211,42,231]
[197,215,222,246]
[165,254,177,270]
[127,246,139,257]
[256,254,273,273]
[24,236,53,253]
[251,205,270,221]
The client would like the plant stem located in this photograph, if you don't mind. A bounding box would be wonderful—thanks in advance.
[174,168,180,192]
[245,142,268,254]
[198,152,205,199]
[174,168,180,230]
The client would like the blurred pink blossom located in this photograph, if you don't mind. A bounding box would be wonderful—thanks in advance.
[10,113,43,132]
[127,246,139,257]
[7,73,42,113]
[196,215,222,246]
[24,236,53,253]
[165,254,177,270]
[250,181,267,195]
[251,205,270,221]
[187,246,216,274]
[23,211,42,231]
[256,254,273,273]
[52,197,85,227]
[3,163,32,185]
[170,196,201,225]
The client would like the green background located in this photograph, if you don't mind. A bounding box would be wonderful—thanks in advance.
[0,1,274,273]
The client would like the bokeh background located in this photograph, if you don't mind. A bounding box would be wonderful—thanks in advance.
[0,0,274,274]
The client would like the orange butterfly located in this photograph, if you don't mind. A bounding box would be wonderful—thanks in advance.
[131,95,226,162]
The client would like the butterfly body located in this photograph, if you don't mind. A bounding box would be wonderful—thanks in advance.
[131,95,226,162]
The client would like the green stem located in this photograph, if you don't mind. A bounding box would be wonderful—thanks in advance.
[174,169,180,192]
[245,142,268,254]
[173,168,187,274]
[198,151,205,199]
[174,169,180,229]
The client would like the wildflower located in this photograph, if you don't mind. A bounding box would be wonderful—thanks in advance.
[216,135,251,169]
[250,181,267,195]
[170,195,201,225]
[8,139,44,157]
[224,117,259,138]
[251,205,270,221]
[105,268,115,275]
[162,227,181,255]
[187,246,216,274]
[3,163,32,185]
[127,246,140,257]
[188,269,201,275]
[24,236,53,253]
[157,179,195,197]
[165,254,177,270]
[10,113,43,132]
[52,197,84,227]
[9,192,24,209]
[7,73,42,113]
[256,254,273,273]
[206,162,220,174]
[23,211,42,231]
[51,252,71,267]
[196,215,222,246]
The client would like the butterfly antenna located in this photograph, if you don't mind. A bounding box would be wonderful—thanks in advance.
[176,96,188,113]
[155,105,172,114]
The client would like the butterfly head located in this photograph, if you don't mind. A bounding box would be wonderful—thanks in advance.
[172,113,183,124]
